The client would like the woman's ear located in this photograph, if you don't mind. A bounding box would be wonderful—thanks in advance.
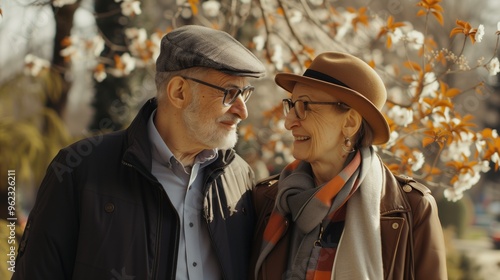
[342,109,363,138]
[166,76,191,109]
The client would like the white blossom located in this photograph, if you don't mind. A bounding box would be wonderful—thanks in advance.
[120,0,141,17]
[390,28,404,45]
[410,72,439,100]
[428,106,451,128]
[94,66,107,82]
[308,0,324,6]
[440,131,474,162]
[406,30,424,50]
[60,35,104,62]
[59,35,80,60]
[387,105,413,127]
[24,54,50,76]
[394,149,405,158]
[53,0,77,7]
[150,32,162,61]
[90,35,105,57]
[289,10,303,24]
[120,52,136,75]
[474,160,491,174]
[492,152,500,166]
[125,28,147,41]
[474,133,486,154]
[444,187,463,202]
[125,28,147,56]
[60,44,79,60]
[271,44,284,71]
[486,57,500,76]
[335,12,356,40]
[109,53,136,77]
[475,24,485,43]
[453,171,480,192]
[410,151,425,172]
[497,21,500,32]
[253,35,265,51]
[385,131,400,149]
[202,0,221,17]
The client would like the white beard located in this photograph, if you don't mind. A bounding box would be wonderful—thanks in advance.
[182,96,240,150]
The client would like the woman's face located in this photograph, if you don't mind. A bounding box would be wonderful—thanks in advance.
[284,83,348,165]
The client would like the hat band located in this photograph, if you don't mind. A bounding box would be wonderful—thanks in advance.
[303,69,351,89]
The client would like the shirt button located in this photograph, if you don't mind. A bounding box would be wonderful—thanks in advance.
[392,222,399,229]
[104,202,115,213]
[189,222,194,227]
[193,262,197,267]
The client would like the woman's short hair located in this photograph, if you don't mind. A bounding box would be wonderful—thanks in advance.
[356,120,375,148]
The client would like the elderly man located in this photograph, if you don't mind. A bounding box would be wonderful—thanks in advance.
[13,25,265,280]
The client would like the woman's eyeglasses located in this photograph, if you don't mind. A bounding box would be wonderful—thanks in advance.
[282,98,349,120]
[182,76,254,106]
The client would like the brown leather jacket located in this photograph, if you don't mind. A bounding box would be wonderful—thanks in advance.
[250,165,448,280]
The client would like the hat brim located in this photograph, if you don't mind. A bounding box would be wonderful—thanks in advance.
[275,73,390,145]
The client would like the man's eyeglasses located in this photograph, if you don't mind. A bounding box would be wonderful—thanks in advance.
[181,76,254,106]
[282,98,350,120]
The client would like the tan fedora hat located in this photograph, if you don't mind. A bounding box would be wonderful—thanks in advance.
[275,52,390,145]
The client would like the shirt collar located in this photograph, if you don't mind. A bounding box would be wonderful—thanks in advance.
[147,109,218,169]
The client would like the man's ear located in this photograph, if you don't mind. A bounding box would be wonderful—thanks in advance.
[166,76,191,109]
[342,109,363,138]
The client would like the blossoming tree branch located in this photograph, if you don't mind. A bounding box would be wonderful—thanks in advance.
[17,0,500,201]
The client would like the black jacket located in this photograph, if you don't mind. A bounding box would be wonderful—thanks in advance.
[13,98,255,280]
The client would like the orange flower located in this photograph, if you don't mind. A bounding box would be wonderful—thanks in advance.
[436,81,461,98]
[376,16,406,48]
[188,0,199,15]
[450,20,480,44]
[416,0,444,25]
[423,126,449,148]
[446,157,478,185]
[347,7,369,31]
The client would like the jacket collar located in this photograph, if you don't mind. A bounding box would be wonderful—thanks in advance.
[122,98,157,173]
[380,162,411,214]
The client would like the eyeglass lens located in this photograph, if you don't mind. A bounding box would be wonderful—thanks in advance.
[224,87,254,106]
[283,99,306,119]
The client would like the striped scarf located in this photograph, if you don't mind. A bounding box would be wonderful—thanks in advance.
[256,151,362,280]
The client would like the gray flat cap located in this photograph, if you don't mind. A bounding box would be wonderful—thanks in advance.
[156,25,266,78]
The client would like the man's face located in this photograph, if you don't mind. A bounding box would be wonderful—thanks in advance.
[182,71,250,150]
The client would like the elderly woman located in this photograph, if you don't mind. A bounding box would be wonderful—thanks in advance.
[250,52,447,280]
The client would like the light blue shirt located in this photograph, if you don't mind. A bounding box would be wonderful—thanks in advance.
[148,110,220,280]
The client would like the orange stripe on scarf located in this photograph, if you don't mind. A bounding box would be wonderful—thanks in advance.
[263,212,287,244]
[314,154,360,205]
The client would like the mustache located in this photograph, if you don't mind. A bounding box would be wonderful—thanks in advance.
[217,114,241,125]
